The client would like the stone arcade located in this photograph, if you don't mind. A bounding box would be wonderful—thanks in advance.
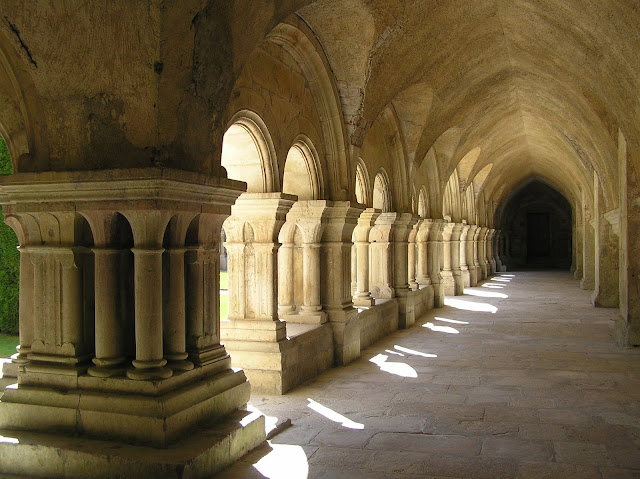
[0,2,638,477]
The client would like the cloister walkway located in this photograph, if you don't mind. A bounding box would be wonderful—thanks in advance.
[219,271,640,479]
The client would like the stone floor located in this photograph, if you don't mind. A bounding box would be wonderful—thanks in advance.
[218,271,640,479]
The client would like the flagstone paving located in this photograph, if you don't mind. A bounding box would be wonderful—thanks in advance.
[218,271,640,478]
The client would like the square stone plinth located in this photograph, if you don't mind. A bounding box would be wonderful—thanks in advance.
[0,409,265,478]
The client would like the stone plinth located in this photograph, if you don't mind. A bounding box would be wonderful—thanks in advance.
[0,168,265,476]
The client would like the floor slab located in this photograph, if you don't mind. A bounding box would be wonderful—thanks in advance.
[219,271,640,478]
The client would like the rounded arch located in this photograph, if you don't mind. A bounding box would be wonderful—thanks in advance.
[222,110,279,193]
[442,170,462,222]
[418,186,428,218]
[422,147,442,218]
[266,18,349,201]
[373,168,393,213]
[354,157,371,206]
[379,106,410,212]
[411,184,417,215]
[0,30,48,172]
[282,135,324,200]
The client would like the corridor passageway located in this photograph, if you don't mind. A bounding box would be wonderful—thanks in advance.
[220,272,640,478]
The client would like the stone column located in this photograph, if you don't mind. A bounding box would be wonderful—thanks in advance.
[478,226,489,279]
[449,222,464,295]
[28,246,92,384]
[164,247,194,371]
[465,225,478,286]
[615,129,640,346]
[350,244,357,296]
[353,208,379,306]
[369,212,397,299]
[0,169,258,452]
[581,218,596,290]
[88,247,126,377]
[440,221,456,296]
[302,242,322,313]
[494,229,505,272]
[185,241,226,366]
[392,213,418,328]
[459,223,471,288]
[321,202,362,365]
[221,193,294,342]
[473,226,483,281]
[408,218,422,290]
[415,219,432,286]
[128,246,172,380]
[278,241,295,316]
[122,210,173,380]
[1,233,35,378]
[427,220,445,307]
[487,229,497,275]
[573,203,584,280]
[592,172,619,308]
[278,200,328,324]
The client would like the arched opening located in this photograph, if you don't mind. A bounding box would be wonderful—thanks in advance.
[355,160,369,206]
[282,139,321,200]
[499,180,573,269]
[221,115,277,193]
[418,187,428,218]
[0,134,19,353]
[373,170,392,213]
[220,117,276,323]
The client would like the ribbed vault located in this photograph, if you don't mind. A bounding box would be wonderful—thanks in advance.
[296,0,640,210]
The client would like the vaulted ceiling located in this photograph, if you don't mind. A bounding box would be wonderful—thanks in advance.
[289,0,639,207]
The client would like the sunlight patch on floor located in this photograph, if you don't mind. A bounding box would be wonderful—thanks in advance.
[369,353,418,378]
[385,349,405,356]
[253,442,309,479]
[434,316,469,325]
[445,297,498,313]
[464,288,508,299]
[394,345,437,357]
[307,399,365,429]
[482,284,504,289]
[423,322,460,334]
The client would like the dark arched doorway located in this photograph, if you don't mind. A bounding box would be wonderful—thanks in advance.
[498,180,572,269]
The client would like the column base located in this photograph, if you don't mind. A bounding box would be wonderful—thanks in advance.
[461,269,471,288]
[452,270,464,296]
[0,409,265,479]
[353,294,375,307]
[0,358,250,447]
[283,311,327,325]
[224,323,333,395]
[326,307,360,366]
[128,359,173,380]
[1,360,18,380]
[395,291,416,329]
[221,319,287,342]
[441,271,456,296]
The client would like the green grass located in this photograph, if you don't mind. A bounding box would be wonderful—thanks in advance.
[220,293,228,320]
[0,333,18,357]
[219,271,228,290]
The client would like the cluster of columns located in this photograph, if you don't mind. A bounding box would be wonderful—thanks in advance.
[353,213,502,308]
[0,169,260,450]
[220,191,505,393]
